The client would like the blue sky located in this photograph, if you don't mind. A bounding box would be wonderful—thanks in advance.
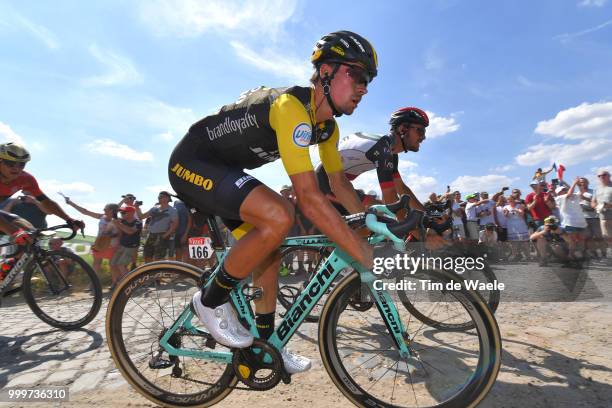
[1,0,611,234]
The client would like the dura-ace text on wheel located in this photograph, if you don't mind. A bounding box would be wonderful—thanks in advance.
[106,261,236,407]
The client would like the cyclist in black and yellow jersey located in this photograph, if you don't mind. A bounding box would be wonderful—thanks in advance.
[169,31,377,374]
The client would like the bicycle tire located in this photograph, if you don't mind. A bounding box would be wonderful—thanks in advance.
[397,264,500,331]
[319,270,501,408]
[22,249,102,330]
[277,246,331,323]
[106,261,236,407]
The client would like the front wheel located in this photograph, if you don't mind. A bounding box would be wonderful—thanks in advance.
[319,270,501,408]
[106,261,236,407]
[23,249,102,330]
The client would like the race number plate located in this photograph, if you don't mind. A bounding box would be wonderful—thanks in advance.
[188,237,213,259]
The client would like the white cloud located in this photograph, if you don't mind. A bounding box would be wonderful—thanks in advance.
[83,44,143,87]
[352,167,438,203]
[515,139,612,166]
[40,179,96,195]
[85,139,154,161]
[449,175,518,194]
[424,46,445,71]
[578,0,607,7]
[490,164,515,173]
[12,13,59,50]
[535,101,612,140]
[554,17,612,42]
[0,121,26,145]
[138,0,297,38]
[230,41,311,84]
[426,111,460,138]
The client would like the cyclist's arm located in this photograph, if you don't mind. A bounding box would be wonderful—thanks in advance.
[39,197,79,222]
[0,212,21,235]
[393,176,426,211]
[327,171,364,213]
[65,199,102,219]
[272,94,371,267]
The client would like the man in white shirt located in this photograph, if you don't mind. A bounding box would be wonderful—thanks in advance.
[554,178,586,260]
[577,177,604,258]
[592,169,612,252]
[464,193,480,240]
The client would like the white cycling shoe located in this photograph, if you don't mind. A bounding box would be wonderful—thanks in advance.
[192,291,254,349]
[281,348,312,374]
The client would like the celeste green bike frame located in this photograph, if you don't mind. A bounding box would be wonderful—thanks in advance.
[158,232,413,363]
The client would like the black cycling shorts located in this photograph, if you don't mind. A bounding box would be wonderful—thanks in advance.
[168,151,262,235]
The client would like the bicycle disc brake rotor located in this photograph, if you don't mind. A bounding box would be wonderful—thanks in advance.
[232,339,283,391]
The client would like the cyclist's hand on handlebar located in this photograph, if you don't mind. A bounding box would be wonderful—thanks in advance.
[67,218,85,231]
[358,241,374,269]
[12,228,33,246]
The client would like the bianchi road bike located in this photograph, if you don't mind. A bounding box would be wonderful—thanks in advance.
[106,197,501,408]
[0,224,102,330]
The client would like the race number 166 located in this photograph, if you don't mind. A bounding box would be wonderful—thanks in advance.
[188,237,213,259]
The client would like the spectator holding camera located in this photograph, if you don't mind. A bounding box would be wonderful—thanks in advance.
[554,178,586,260]
[65,198,119,278]
[525,180,554,227]
[592,169,612,252]
[137,191,178,262]
[109,206,142,286]
[530,215,568,266]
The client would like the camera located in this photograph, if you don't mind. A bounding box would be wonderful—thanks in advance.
[135,200,143,206]
[501,187,509,191]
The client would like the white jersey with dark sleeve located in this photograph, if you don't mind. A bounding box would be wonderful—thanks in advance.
[337,132,399,187]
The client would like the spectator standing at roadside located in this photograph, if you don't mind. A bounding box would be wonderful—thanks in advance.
[592,169,612,253]
[137,191,178,262]
[578,177,604,258]
[503,195,530,261]
[464,194,480,240]
[1,190,49,229]
[451,191,466,241]
[525,181,554,227]
[173,198,192,262]
[110,206,142,286]
[554,178,587,260]
[494,195,508,243]
[65,198,119,281]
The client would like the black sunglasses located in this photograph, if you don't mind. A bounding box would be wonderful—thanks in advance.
[340,64,370,86]
[1,160,26,169]
[408,126,426,136]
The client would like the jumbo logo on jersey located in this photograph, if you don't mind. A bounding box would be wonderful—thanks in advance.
[292,123,312,147]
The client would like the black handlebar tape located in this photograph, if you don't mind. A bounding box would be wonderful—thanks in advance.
[388,210,425,239]
[386,194,411,213]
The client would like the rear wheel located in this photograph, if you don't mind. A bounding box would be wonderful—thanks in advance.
[105,261,236,407]
[23,250,102,330]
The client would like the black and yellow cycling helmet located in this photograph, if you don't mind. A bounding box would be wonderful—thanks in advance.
[0,142,30,163]
[311,30,378,82]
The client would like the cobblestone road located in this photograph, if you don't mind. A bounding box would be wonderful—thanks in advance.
[0,259,611,407]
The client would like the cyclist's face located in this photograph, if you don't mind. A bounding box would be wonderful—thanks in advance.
[327,63,368,115]
[397,124,426,152]
[0,160,26,180]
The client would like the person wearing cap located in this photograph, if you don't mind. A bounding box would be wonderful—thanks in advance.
[530,215,568,266]
[465,193,492,240]
[592,169,612,250]
[525,180,554,227]
[554,177,587,260]
[65,198,120,281]
[137,191,178,262]
[110,205,143,285]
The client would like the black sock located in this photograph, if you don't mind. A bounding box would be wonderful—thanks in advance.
[255,312,275,340]
[200,264,241,308]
